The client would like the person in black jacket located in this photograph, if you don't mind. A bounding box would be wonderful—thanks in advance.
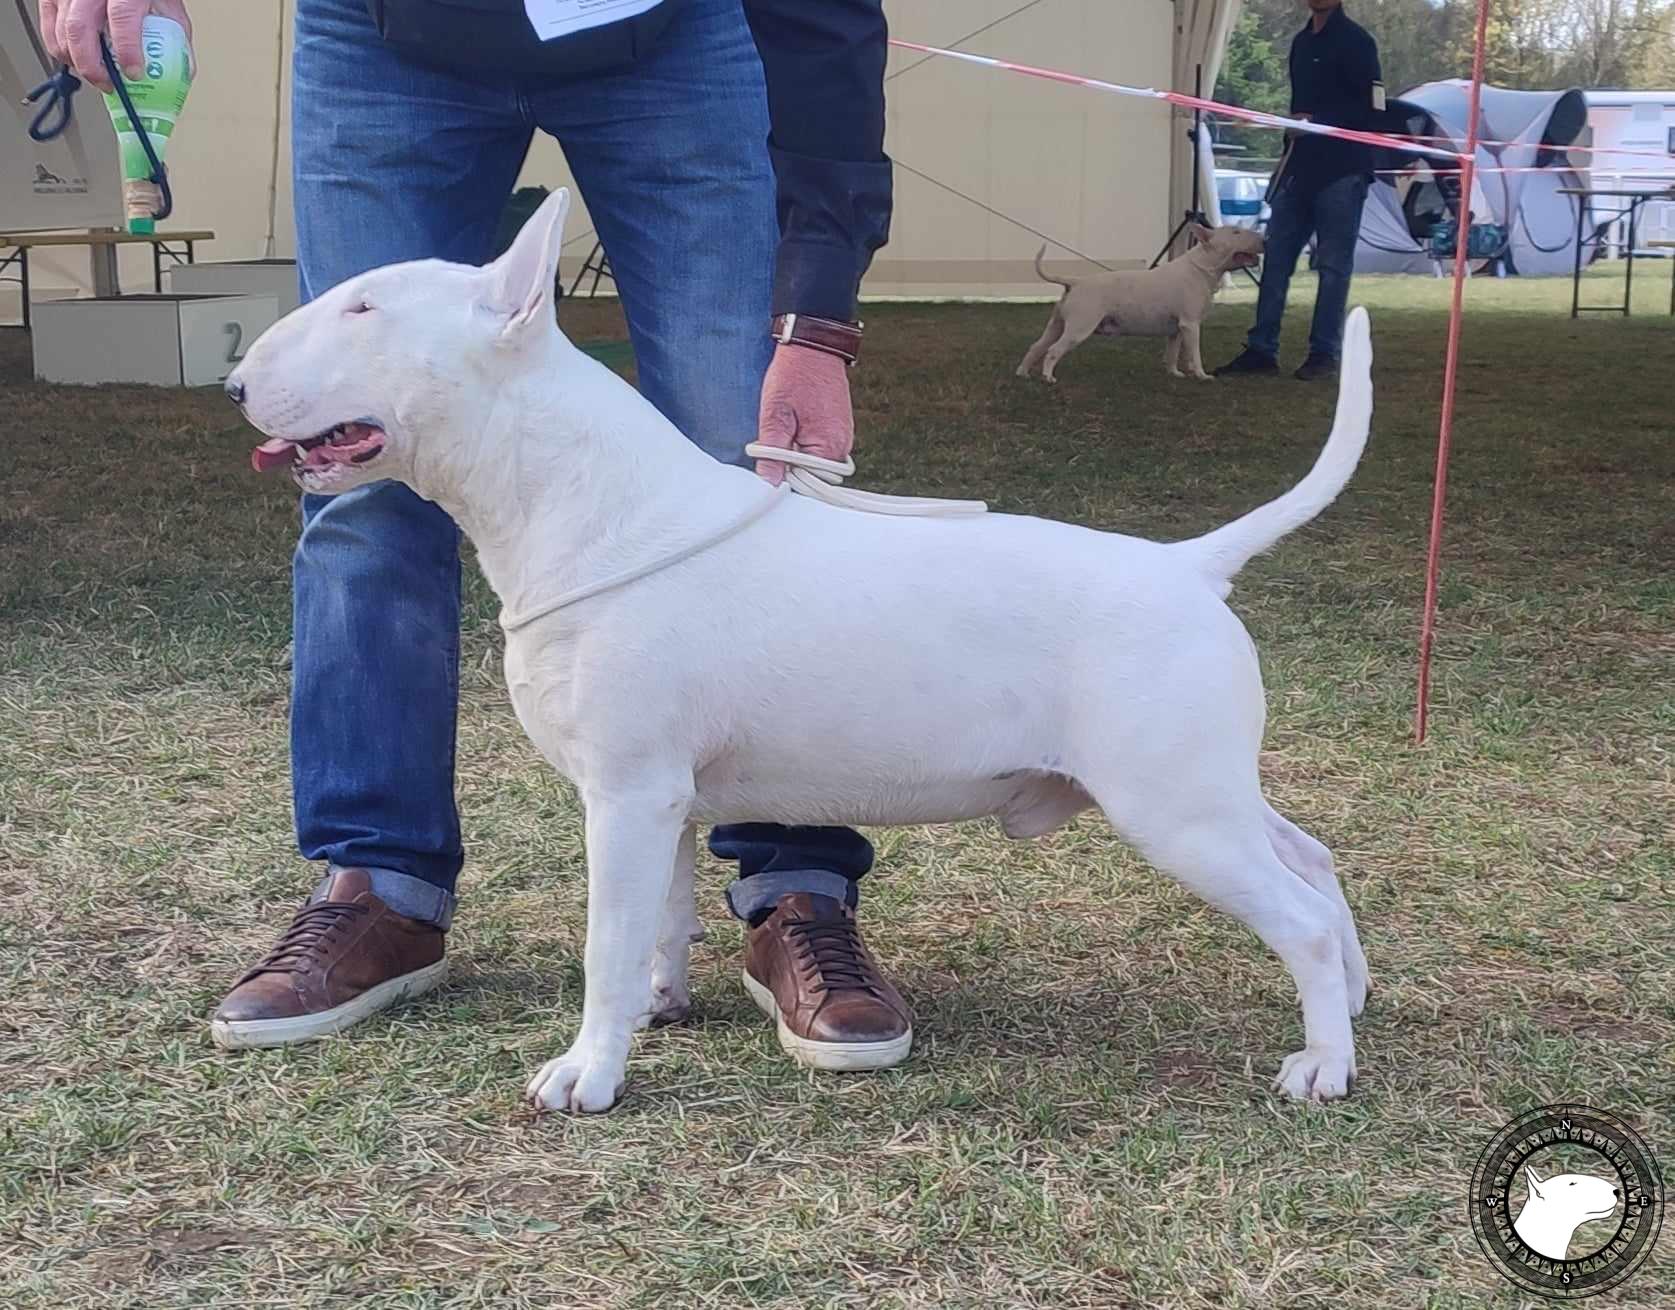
[1218,0,1382,381]
[46,0,914,1073]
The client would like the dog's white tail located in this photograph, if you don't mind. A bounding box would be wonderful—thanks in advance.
[1033,243,1075,289]
[1173,307,1373,588]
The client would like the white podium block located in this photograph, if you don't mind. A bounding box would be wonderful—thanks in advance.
[32,293,280,388]
[168,259,302,317]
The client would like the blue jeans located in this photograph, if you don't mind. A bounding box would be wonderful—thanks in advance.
[1246,172,1369,361]
[289,0,869,927]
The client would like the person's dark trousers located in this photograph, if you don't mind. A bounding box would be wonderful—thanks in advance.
[712,825,874,920]
[1246,172,1370,361]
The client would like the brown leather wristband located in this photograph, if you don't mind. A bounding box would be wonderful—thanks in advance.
[770,313,863,365]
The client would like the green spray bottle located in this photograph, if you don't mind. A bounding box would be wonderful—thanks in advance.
[100,15,194,234]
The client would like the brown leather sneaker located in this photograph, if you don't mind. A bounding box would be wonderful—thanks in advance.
[210,868,447,1049]
[742,892,912,1071]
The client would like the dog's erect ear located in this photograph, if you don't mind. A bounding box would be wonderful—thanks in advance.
[1525,1167,1547,1200]
[1189,221,1216,245]
[485,187,572,337]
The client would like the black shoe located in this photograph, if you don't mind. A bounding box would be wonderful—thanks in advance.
[1213,348,1279,378]
[1294,353,1339,382]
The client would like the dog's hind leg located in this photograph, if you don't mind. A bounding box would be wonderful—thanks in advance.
[645,823,703,1028]
[1017,312,1064,378]
[1040,313,1099,383]
[1264,805,1368,1017]
[1095,782,1358,1101]
[527,776,693,1113]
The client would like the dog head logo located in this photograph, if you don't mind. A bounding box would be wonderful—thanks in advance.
[232,187,576,498]
[1514,1165,1621,1260]
[1470,1104,1663,1299]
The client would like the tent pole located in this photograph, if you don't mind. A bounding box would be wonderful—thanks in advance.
[1414,0,1492,744]
[1150,64,1208,268]
[1190,63,1202,219]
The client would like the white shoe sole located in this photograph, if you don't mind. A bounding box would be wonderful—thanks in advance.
[741,969,912,1072]
[209,958,449,1050]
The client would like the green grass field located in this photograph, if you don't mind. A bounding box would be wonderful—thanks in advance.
[2,269,1672,1307]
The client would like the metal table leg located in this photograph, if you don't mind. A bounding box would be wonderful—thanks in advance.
[1624,197,1641,315]
[90,242,120,298]
[152,240,197,293]
[1571,194,1584,319]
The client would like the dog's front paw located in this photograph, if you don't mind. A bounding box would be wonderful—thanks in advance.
[1193,372,1215,382]
[526,1047,626,1114]
[1167,368,1185,379]
[1275,1047,1356,1102]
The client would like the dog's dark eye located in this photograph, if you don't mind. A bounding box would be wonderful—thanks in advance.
[346,300,374,316]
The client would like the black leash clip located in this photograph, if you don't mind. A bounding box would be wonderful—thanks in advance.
[24,65,80,142]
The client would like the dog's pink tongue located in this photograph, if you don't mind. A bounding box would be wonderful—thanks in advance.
[251,438,296,472]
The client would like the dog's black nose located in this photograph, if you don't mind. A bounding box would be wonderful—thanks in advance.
[224,377,245,406]
[1614,1188,1622,1199]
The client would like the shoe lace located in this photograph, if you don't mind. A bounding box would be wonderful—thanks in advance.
[244,901,369,978]
[785,916,878,995]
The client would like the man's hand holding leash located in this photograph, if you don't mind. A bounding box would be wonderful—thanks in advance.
[39,0,192,91]
[753,340,856,488]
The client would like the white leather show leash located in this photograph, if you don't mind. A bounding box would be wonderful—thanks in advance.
[744,443,988,518]
[500,446,987,633]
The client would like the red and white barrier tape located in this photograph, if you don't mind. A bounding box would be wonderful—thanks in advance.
[886,39,1466,164]
[1403,132,1675,161]
[887,39,1675,178]
[1375,165,1675,177]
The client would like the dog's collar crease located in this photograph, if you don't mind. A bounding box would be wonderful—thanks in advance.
[498,449,987,634]
[498,484,791,633]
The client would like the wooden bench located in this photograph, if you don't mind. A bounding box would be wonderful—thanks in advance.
[1,228,215,329]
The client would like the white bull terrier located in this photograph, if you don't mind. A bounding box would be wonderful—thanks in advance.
[1514,1167,1621,1259]
[1017,224,1265,384]
[229,189,1373,1114]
